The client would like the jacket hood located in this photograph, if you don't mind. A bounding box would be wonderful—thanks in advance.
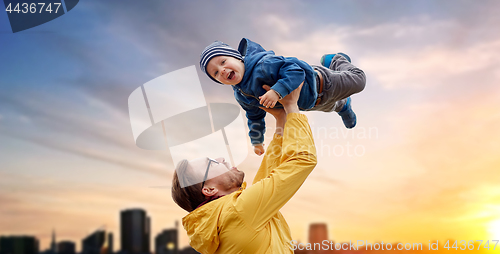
[236,38,275,88]
[237,38,267,57]
[182,183,247,254]
[182,197,224,254]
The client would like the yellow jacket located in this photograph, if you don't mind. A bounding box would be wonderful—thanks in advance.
[182,113,317,254]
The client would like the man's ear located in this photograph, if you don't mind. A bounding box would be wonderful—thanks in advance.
[202,185,219,197]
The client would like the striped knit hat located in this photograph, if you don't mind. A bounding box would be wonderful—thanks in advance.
[200,41,243,84]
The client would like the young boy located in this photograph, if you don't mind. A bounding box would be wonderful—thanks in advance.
[200,38,366,155]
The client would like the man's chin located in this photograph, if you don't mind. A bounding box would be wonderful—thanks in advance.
[237,172,245,187]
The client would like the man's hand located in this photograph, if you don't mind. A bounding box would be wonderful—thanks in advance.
[260,107,286,136]
[261,107,286,120]
[254,144,265,156]
[263,83,303,114]
[259,90,280,108]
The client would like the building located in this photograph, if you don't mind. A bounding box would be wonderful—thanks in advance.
[57,241,76,254]
[38,229,56,254]
[155,221,178,254]
[309,223,329,254]
[106,233,114,254]
[82,230,113,254]
[0,236,39,254]
[155,221,200,254]
[120,209,150,254]
[51,230,57,254]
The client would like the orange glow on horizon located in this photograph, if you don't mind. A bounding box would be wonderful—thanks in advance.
[488,219,500,240]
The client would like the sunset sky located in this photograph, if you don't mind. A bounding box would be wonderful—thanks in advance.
[1,0,500,251]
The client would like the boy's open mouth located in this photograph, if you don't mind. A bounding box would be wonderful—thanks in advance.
[228,71,235,80]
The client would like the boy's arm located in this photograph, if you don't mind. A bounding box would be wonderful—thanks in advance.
[236,98,266,146]
[261,56,306,100]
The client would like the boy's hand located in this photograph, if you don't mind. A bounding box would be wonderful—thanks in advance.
[263,83,302,114]
[259,90,280,108]
[253,144,265,156]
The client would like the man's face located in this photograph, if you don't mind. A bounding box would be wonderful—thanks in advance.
[188,157,244,191]
[206,55,245,85]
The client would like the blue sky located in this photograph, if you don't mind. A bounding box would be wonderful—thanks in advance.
[1,0,500,250]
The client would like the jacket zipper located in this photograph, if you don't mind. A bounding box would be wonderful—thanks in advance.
[238,89,260,101]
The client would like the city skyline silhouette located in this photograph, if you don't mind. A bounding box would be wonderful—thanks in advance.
[0,208,198,254]
[2,215,497,254]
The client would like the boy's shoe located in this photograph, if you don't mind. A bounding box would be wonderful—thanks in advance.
[320,53,352,68]
[338,97,356,129]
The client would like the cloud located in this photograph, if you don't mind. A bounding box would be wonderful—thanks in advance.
[252,13,500,92]
[3,128,169,177]
[360,38,500,89]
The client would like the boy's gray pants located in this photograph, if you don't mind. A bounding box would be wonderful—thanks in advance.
[309,54,366,112]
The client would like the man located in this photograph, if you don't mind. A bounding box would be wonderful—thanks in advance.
[171,84,317,253]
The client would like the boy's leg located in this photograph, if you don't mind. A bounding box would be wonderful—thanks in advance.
[320,53,351,68]
[337,97,356,128]
[312,54,366,128]
[315,54,366,111]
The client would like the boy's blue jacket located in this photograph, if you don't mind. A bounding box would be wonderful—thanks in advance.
[233,38,317,145]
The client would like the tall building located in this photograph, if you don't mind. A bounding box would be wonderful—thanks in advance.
[57,241,76,254]
[308,223,328,254]
[155,221,178,254]
[82,230,113,254]
[51,229,57,254]
[0,236,39,254]
[120,209,150,254]
[107,233,114,254]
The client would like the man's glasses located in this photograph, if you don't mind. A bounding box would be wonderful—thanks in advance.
[201,157,219,189]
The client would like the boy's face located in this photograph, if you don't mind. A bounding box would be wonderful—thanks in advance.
[206,55,245,85]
